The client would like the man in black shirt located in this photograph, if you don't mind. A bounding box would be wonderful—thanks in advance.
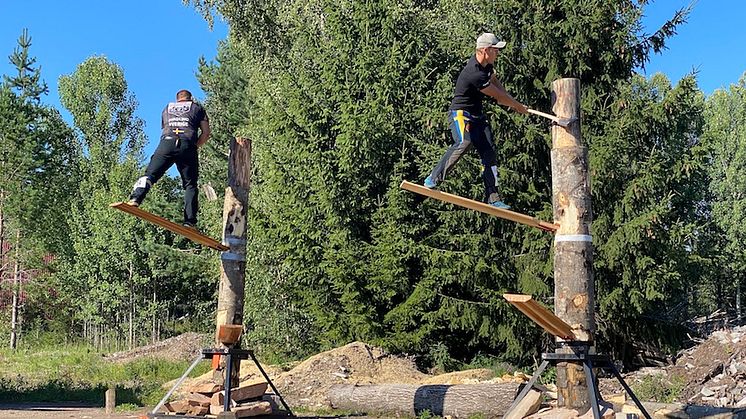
[128,89,211,228]
[425,33,527,209]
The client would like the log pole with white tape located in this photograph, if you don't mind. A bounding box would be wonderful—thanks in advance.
[550,78,595,413]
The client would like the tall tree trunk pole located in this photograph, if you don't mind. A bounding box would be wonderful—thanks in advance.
[0,190,6,281]
[215,137,251,387]
[10,230,20,349]
[551,78,595,413]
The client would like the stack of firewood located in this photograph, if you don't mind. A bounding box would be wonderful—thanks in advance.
[161,380,274,417]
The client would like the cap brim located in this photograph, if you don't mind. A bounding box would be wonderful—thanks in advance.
[495,41,507,49]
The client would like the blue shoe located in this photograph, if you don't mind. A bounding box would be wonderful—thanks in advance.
[489,200,511,210]
[423,176,437,189]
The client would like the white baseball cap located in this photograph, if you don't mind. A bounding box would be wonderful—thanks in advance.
[476,33,506,49]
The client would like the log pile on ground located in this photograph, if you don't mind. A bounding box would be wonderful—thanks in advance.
[673,327,746,408]
[159,380,275,417]
[600,325,746,411]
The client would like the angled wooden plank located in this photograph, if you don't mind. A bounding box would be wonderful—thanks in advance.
[503,293,574,339]
[110,202,229,251]
[400,181,558,233]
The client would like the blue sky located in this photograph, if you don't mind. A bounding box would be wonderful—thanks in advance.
[641,0,746,94]
[0,0,228,167]
[1,1,744,161]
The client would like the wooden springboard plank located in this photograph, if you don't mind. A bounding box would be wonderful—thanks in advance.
[503,293,574,339]
[110,202,229,251]
[400,181,558,233]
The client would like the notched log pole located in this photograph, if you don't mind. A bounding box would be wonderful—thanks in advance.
[551,78,595,413]
[215,137,252,388]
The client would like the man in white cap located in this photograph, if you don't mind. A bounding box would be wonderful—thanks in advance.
[424,33,527,209]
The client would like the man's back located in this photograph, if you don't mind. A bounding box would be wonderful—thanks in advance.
[161,101,207,142]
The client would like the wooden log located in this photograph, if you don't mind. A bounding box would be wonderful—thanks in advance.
[105,387,116,414]
[209,401,272,417]
[187,392,213,407]
[189,382,223,394]
[215,137,252,388]
[327,383,520,417]
[551,78,595,412]
[211,382,268,405]
[187,404,210,415]
[504,389,543,419]
[164,400,190,414]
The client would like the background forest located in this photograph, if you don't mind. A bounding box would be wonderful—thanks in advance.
[2,0,745,372]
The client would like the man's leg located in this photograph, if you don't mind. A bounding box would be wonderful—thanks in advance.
[470,121,509,208]
[130,136,176,205]
[175,144,199,226]
[426,112,473,187]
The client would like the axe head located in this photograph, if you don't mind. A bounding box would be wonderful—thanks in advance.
[554,116,578,128]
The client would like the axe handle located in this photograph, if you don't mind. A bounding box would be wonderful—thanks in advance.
[527,108,560,123]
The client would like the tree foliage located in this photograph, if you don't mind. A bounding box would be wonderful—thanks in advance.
[188,0,706,366]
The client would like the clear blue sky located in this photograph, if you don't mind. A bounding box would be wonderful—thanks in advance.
[641,0,746,94]
[1,1,744,160]
[1,0,227,166]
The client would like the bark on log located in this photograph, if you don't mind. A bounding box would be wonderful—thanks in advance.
[105,387,116,414]
[551,78,595,413]
[216,137,251,331]
[328,383,520,418]
[215,137,252,388]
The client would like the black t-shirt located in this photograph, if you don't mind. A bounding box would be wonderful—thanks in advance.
[161,101,208,142]
[449,55,494,116]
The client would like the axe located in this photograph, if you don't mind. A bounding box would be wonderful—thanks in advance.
[528,109,577,127]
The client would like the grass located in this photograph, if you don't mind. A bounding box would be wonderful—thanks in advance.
[631,373,686,404]
[0,343,211,407]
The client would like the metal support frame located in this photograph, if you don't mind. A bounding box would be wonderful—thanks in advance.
[147,347,294,418]
[504,343,651,419]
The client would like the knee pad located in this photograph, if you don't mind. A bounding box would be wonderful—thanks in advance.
[133,176,152,191]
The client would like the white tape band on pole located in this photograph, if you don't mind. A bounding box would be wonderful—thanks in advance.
[554,234,592,243]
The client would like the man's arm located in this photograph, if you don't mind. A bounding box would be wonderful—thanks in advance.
[197,119,211,148]
[481,76,528,113]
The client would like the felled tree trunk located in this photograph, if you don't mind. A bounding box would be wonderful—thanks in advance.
[328,383,520,418]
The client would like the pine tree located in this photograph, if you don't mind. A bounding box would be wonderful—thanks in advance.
[191,0,704,364]
[702,74,746,321]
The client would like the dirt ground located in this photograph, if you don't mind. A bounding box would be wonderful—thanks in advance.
[105,332,209,363]
[0,402,146,419]
[13,327,746,417]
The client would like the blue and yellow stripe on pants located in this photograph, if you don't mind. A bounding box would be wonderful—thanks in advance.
[451,110,471,143]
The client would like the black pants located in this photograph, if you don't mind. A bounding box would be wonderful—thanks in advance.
[428,110,500,203]
[130,135,199,225]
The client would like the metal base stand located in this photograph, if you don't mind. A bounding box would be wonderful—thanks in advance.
[148,347,294,418]
[505,342,650,419]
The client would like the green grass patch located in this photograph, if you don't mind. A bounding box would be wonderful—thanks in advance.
[631,373,686,403]
[0,344,211,406]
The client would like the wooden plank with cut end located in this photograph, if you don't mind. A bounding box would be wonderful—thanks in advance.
[503,294,574,339]
[189,382,224,395]
[400,181,558,233]
[211,382,268,405]
[187,392,213,407]
[110,202,229,251]
[209,401,272,417]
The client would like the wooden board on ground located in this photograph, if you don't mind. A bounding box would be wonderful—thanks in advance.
[400,181,558,233]
[110,202,229,251]
[503,294,574,339]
